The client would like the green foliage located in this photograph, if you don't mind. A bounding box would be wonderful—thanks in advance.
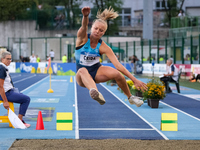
[90,0,123,35]
[37,0,82,29]
[162,0,185,26]
[0,0,37,21]
[37,10,51,29]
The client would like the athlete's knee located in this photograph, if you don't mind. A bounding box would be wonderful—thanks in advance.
[77,68,88,76]
[113,71,124,81]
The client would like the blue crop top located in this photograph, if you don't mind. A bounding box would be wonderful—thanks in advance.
[75,34,102,70]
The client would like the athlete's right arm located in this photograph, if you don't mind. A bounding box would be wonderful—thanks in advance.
[76,7,90,47]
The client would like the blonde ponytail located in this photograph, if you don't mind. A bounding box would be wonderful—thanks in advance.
[96,6,119,21]
[93,6,119,30]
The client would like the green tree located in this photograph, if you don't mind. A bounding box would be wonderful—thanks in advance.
[88,0,123,35]
[38,0,82,29]
[0,0,37,21]
[162,0,185,27]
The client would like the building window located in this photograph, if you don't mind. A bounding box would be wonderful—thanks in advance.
[124,8,131,14]
[119,8,131,27]
[155,0,168,10]
[156,1,160,8]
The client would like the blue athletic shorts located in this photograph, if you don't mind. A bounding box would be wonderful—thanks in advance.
[76,63,102,81]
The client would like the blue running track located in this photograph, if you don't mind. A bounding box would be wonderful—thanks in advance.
[1,73,200,150]
[77,84,164,140]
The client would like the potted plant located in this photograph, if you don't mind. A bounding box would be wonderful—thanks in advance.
[132,84,144,97]
[143,79,166,108]
[118,80,144,97]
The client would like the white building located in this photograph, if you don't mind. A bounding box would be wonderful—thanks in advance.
[80,0,200,27]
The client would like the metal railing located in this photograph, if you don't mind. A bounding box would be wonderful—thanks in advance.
[169,26,200,38]
[171,16,200,28]
[8,35,200,65]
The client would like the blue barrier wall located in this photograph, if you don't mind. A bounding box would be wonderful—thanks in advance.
[15,62,142,75]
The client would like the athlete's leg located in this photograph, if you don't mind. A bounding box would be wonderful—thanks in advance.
[76,68,97,90]
[95,66,143,107]
[76,67,105,105]
[95,66,131,98]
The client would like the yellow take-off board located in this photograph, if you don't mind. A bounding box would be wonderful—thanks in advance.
[56,112,73,130]
[161,113,178,131]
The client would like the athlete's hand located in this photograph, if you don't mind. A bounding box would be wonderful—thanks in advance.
[3,101,9,110]
[133,79,148,92]
[82,6,90,17]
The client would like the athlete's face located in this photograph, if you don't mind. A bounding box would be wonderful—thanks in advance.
[91,21,106,39]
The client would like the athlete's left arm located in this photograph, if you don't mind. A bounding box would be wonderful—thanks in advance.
[99,42,147,91]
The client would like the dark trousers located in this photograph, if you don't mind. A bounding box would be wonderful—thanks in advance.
[0,89,30,116]
[160,76,176,92]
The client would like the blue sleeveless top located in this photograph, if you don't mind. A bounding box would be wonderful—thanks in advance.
[75,34,102,71]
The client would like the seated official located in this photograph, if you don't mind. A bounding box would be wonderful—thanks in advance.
[160,58,178,93]
[0,50,31,128]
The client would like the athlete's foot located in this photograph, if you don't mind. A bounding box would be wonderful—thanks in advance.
[89,88,106,105]
[128,95,143,107]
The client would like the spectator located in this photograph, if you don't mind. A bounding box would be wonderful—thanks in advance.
[49,49,55,61]
[196,54,199,61]
[159,56,164,62]
[46,55,50,61]
[131,55,139,74]
[142,57,147,62]
[29,54,36,63]
[127,16,131,26]
[170,55,174,62]
[19,55,23,62]
[160,59,179,93]
[131,55,139,63]
[190,73,200,82]
[178,10,185,17]
[36,55,41,63]
[147,56,153,61]
[185,54,190,61]
[62,54,67,63]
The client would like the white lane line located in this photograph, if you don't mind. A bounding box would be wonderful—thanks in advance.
[74,76,79,139]
[160,101,200,122]
[100,83,168,140]
[181,94,200,102]
[13,74,37,84]
[10,74,21,78]
[21,75,49,93]
[79,128,154,131]
[51,80,67,82]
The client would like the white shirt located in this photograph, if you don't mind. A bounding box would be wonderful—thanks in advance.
[167,64,179,81]
[50,51,55,57]
[178,13,185,17]
[30,56,37,63]
[0,63,14,92]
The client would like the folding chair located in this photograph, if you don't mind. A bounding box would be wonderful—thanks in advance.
[169,68,182,93]
[0,101,14,128]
